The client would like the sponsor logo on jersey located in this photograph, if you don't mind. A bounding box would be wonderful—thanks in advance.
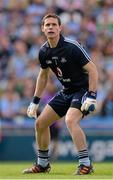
[58,77,71,82]
[46,60,52,64]
[72,99,79,102]
[52,56,58,60]
[61,57,67,63]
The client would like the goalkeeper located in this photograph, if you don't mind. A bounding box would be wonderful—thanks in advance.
[23,13,98,175]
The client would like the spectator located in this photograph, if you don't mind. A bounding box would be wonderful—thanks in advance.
[19,77,35,118]
[0,36,12,79]
[100,88,113,116]
[0,88,21,121]
[8,39,30,80]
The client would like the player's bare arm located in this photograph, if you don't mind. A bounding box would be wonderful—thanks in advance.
[83,61,98,92]
[81,61,98,113]
[27,68,50,118]
[34,68,50,97]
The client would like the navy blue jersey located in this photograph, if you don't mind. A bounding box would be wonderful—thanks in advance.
[38,35,91,94]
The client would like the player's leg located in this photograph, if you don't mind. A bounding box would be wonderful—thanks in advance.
[65,108,93,175]
[66,108,86,150]
[35,104,60,151]
[35,104,61,171]
[65,89,94,175]
[23,104,60,174]
[23,91,68,174]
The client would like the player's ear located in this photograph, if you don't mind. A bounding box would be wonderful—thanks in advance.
[41,25,44,33]
[59,25,62,32]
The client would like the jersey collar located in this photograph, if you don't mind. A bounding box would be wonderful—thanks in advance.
[47,34,64,49]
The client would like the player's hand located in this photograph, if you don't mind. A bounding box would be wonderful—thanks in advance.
[27,96,40,118]
[27,102,39,118]
[81,91,97,114]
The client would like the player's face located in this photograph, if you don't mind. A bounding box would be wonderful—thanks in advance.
[42,17,62,39]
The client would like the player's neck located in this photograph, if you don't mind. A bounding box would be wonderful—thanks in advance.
[47,35,60,48]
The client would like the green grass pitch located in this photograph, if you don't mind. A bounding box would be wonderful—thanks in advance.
[0,162,113,179]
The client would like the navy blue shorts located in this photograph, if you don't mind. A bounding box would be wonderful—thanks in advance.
[48,89,87,117]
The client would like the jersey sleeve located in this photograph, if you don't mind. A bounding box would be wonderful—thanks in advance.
[38,49,48,69]
[73,42,91,67]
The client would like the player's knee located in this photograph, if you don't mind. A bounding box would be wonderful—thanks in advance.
[35,118,40,130]
[65,115,80,130]
[35,116,45,130]
[65,117,74,129]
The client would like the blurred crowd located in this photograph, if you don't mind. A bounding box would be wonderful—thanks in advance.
[0,0,113,125]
